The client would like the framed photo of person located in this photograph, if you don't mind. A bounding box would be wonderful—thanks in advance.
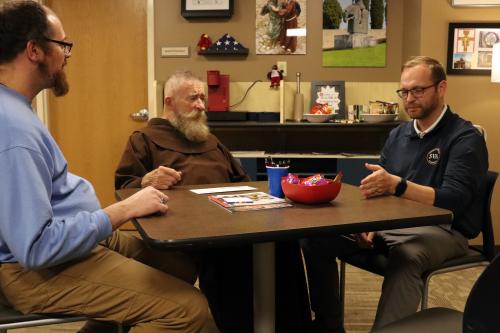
[181,0,233,18]
[255,0,308,55]
[447,22,500,75]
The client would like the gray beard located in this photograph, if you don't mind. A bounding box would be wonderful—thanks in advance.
[169,110,210,142]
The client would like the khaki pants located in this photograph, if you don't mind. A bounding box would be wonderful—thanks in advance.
[0,231,208,333]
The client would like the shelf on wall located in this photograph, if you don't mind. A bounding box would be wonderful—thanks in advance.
[199,49,249,56]
[199,33,249,56]
[209,121,401,155]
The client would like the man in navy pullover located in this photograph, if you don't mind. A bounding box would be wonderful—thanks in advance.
[303,56,489,333]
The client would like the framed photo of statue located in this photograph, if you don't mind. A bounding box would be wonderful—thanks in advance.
[255,0,307,55]
[322,0,387,67]
[446,22,500,75]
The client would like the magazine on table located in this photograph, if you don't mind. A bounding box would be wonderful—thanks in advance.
[208,191,292,213]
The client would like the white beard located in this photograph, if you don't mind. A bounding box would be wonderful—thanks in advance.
[169,109,210,142]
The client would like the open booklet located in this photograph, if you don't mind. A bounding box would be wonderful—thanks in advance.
[208,191,292,213]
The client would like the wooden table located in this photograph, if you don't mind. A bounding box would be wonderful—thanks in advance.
[116,181,452,333]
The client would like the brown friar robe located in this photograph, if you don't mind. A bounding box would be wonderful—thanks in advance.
[115,118,249,189]
[278,0,298,53]
[114,118,311,333]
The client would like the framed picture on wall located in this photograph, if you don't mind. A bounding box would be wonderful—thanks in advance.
[181,0,233,18]
[451,0,500,6]
[322,0,387,67]
[447,22,500,75]
[310,81,346,120]
[255,0,308,55]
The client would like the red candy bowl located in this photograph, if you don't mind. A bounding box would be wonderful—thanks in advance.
[281,179,342,204]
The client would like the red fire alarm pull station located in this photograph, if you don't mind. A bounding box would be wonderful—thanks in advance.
[207,70,229,112]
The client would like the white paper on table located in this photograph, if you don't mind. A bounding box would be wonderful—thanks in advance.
[190,186,257,194]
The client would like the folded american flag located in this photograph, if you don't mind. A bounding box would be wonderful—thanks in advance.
[202,33,249,55]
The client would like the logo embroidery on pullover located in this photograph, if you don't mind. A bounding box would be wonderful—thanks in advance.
[426,148,441,165]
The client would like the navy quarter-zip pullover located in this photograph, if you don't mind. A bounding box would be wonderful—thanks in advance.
[380,107,489,238]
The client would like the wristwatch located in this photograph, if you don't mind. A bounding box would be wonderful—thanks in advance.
[394,177,407,197]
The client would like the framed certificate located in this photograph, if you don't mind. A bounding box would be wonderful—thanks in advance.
[181,0,234,18]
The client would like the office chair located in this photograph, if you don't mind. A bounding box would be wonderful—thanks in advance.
[473,124,487,141]
[0,302,86,332]
[371,252,500,333]
[339,170,498,321]
[0,289,123,332]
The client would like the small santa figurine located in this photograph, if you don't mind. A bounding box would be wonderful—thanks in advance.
[267,64,283,89]
[197,34,212,54]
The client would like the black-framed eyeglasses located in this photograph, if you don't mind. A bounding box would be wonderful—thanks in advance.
[44,37,73,55]
[396,82,439,99]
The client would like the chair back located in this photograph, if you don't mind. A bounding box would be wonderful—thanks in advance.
[463,253,500,332]
[473,124,487,141]
[479,171,498,261]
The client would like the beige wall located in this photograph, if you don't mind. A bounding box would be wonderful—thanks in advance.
[154,0,500,243]
[415,0,500,243]
[402,0,422,61]
[155,0,404,82]
[154,0,405,115]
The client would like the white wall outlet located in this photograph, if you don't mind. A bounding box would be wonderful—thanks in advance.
[277,61,287,77]
[161,46,190,57]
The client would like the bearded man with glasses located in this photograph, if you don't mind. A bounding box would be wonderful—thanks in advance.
[302,56,489,333]
[44,37,73,54]
[0,1,209,332]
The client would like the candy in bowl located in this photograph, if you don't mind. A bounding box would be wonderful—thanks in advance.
[281,173,342,204]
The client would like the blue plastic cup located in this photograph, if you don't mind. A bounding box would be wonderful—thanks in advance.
[266,166,289,198]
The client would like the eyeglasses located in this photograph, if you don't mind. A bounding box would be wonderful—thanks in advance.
[396,82,439,99]
[44,37,73,55]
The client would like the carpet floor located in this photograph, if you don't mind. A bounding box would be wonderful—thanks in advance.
[9,263,483,332]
